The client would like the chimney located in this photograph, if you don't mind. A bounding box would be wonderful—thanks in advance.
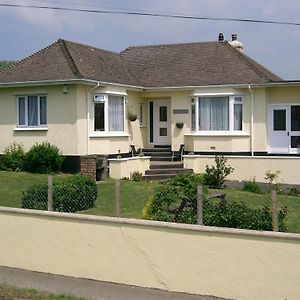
[218,33,224,42]
[229,33,244,53]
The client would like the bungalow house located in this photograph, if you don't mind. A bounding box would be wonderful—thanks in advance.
[0,34,299,183]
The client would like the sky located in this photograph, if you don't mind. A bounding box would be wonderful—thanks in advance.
[0,0,299,80]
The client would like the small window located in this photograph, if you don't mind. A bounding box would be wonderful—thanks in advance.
[273,110,286,131]
[139,103,143,126]
[234,97,243,131]
[17,95,47,127]
[159,106,168,122]
[93,94,125,132]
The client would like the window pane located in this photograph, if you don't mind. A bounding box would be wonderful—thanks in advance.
[40,96,47,125]
[94,102,105,131]
[18,97,26,125]
[159,106,167,122]
[234,103,242,130]
[273,110,286,130]
[108,96,124,131]
[28,96,38,126]
[150,102,153,143]
[291,106,300,131]
[198,97,229,130]
[191,104,195,131]
[160,128,167,136]
[291,136,300,148]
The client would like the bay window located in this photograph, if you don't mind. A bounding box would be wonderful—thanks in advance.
[94,94,125,133]
[18,95,47,127]
[191,95,243,132]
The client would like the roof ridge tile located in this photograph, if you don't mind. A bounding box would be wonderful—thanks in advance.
[58,39,83,79]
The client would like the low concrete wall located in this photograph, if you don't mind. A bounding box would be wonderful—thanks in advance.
[0,207,299,300]
[108,156,150,179]
[184,155,300,185]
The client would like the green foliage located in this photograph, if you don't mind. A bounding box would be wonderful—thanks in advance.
[21,176,97,212]
[143,173,205,223]
[143,173,288,232]
[242,177,263,194]
[265,170,281,190]
[0,60,15,70]
[204,199,287,232]
[203,156,234,188]
[25,142,64,174]
[130,171,143,181]
[2,142,25,171]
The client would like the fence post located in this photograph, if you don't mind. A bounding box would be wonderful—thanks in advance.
[115,179,121,217]
[48,175,53,211]
[271,188,279,231]
[197,185,203,225]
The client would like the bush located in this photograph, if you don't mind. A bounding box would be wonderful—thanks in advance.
[143,174,288,232]
[25,142,64,174]
[204,199,287,232]
[142,173,205,223]
[2,142,25,171]
[203,156,234,189]
[21,175,97,213]
[130,171,143,181]
[242,177,263,194]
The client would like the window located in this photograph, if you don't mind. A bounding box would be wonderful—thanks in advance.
[94,94,125,132]
[18,95,47,127]
[192,95,243,132]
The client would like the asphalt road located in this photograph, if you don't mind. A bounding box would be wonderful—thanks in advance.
[0,266,228,300]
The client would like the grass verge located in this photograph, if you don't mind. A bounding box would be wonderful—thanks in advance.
[0,284,85,300]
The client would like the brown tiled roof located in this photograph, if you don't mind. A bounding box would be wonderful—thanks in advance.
[0,39,281,87]
[120,41,281,87]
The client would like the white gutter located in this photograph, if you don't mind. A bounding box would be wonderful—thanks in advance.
[248,85,254,157]
[86,83,100,155]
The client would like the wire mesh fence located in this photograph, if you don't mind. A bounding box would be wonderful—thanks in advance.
[20,175,98,213]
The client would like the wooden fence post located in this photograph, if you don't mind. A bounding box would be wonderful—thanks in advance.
[47,175,53,211]
[115,179,121,217]
[271,188,279,231]
[197,185,203,225]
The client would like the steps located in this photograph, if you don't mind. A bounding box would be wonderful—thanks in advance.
[142,146,193,180]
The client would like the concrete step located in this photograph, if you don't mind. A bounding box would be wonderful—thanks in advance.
[143,148,171,153]
[143,174,179,181]
[150,156,173,161]
[150,161,184,169]
[145,168,193,175]
[143,151,172,157]
[154,145,171,149]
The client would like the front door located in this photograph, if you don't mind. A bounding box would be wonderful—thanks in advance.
[152,100,171,145]
[269,104,300,153]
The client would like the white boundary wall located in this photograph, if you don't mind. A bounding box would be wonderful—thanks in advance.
[0,207,299,300]
[184,155,300,185]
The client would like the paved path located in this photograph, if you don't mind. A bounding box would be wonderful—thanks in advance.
[0,266,227,300]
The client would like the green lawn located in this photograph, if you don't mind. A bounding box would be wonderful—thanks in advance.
[0,284,85,300]
[0,171,299,233]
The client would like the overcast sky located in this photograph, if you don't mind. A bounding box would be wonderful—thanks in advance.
[0,0,299,79]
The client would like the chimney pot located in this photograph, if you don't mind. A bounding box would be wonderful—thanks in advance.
[218,33,224,42]
[232,33,237,41]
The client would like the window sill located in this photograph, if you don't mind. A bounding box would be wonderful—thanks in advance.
[14,127,48,131]
[90,132,130,138]
[185,131,250,137]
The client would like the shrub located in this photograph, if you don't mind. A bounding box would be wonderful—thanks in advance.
[2,142,25,171]
[142,173,205,223]
[21,175,97,213]
[25,142,64,174]
[242,177,263,194]
[130,171,143,181]
[203,156,234,189]
[143,173,288,232]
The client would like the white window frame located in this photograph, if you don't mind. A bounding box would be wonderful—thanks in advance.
[17,95,47,128]
[93,93,126,135]
[191,94,244,134]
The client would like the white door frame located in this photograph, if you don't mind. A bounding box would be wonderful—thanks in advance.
[268,103,300,154]
[148,99,171,145]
